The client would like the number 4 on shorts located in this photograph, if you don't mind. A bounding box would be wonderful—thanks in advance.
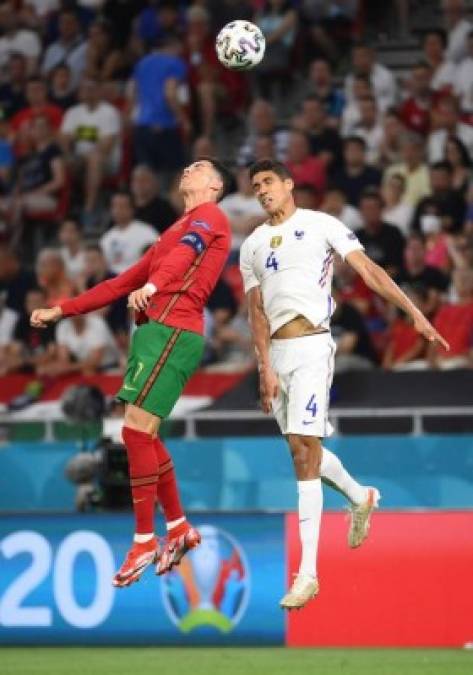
[305,394,317,417]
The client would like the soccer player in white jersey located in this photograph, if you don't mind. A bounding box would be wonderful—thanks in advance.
[240,160,449,610]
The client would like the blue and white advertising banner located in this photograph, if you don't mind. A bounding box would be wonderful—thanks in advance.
[0,513,285,645]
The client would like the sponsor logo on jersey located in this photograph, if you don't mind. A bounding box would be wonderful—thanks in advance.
[270,235,282,248]
[294,230,305,240]
[191,219,211,231]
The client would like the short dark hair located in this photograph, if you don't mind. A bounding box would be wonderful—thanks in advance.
[430,160,452,174]
[424,29,447,48]
[359,188,383,205]
[111,189,134,206]
[249,159,293,181]
[197,156,233,201]
[344,135,367,151]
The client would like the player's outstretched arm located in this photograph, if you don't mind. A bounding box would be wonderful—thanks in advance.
[247,286,279,413]
[346,250,450,351]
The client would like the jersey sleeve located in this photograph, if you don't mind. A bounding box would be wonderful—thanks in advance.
[148,203,226,290]
[323,213,364,260]
[239,238,260,294]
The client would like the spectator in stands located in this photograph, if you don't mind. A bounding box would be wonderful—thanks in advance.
[36,247,75,307]
[413,198,451,273]
[41,8,87,90]
[131,34,189,182]
[42,312,120,376]
[0,245,36,313]
[321,187,363,231]
[448,233,473,272]
[341,73,372,136]
[219,165,265,258]
[335,257,380,320]
[414,161,466,234]
[331,286,378,373]
[80,244,129,339]
[454,29,473,114]
[206,276,238,351]
[84,18,124,82]
[130,164,177,234]
[444,136,472,196]
[344,43,398,112]
[382,173,413,236]
[211,297,254,367]
[58,219,86,282]
[398,233,449,317]
[398,62,434,137]
[100,191,157,275]
[0,53,28,120]
[291,95,342,167]
[0,114,13,204]
[134,1,185,51]
[444,0,472,63]
[285,129,326,198]
[253,134,277,162]
[8,114,65,241]
[303,58,345,127]
[0,287,55,375]
[293,183,319,210]
[191,135,216,161]
[428,96,473,161]
[382,284,428,371]
[253,0,298,104]
[429,268,473,369]
[330,136,381,206]
[422,29,455,93]
[357,189,405,276]
[378,109,405,167]
[237,99,289,166]
[11,77,63,156]
[0,2,41,78]
[48,64,77,111]
[384,133,431,207]
[60,76,121,228]
[0,290,18,363]
[350,95,383,166]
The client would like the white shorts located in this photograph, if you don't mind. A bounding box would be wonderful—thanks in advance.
[269,332,336,437]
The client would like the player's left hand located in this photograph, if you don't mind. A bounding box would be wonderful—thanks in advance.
[413,311,450,351]
[128,285,155,311]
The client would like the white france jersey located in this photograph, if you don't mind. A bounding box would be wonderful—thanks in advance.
[239,208,364,335]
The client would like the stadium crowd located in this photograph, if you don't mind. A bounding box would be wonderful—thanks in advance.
[0,0,473,399]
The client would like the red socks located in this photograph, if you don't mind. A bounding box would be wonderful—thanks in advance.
[154,436,185,523]
[122,426,158,535]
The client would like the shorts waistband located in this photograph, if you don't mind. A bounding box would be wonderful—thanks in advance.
[271,331,331,347]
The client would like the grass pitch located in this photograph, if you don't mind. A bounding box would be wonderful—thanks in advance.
[2,647,472,675]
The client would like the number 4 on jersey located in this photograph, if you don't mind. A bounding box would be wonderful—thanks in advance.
[305,394,317,417]
[265,252,279,271]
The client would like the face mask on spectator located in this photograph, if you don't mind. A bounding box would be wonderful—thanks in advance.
[420,214,441,235]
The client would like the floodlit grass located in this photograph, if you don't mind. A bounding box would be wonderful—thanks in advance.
[2,647,472,675]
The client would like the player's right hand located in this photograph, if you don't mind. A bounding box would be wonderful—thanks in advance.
[259,365,279,414]
[30,306,62,328]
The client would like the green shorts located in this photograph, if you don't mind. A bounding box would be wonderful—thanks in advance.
[117,321,205,419]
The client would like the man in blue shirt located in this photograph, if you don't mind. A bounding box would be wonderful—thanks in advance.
[132,35,190,181]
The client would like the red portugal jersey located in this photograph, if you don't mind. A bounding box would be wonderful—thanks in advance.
[60,202,231,335]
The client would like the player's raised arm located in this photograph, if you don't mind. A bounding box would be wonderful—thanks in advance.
[31,244,155,328]
[345,249,450,351]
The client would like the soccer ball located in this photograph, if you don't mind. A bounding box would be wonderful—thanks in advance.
[215,20,266,71]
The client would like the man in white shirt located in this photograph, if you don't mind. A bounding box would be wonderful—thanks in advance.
[60,77,121,225]
[55,313,119,374]
[0,3,41,78]
[240,159,448,610]
[423,30,456,91]
[349,95,383,166]
[427,95,473,161]
[100,191,158,274]
[344,44,397,112]
[219,165,265,258]
[444,0,472,63]
[454,30,473,113]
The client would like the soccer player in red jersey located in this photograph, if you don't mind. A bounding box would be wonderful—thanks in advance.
[31,158,232,587]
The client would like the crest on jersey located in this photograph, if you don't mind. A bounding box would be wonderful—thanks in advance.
[270,236,282,248]
[294,230,305,240]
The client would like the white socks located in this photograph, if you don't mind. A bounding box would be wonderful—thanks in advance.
[133,533,154,543]
[166,516,185,531]
[321,447,367,506]
[297,479,323,579]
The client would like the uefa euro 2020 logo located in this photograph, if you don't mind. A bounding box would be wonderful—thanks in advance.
[161,525,250,633]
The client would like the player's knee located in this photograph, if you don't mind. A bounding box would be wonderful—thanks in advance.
[289,435,322,477]
[124,404,159,436]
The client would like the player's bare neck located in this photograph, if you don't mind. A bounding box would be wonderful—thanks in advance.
[269,202,297,226]
[183,190,215,213]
